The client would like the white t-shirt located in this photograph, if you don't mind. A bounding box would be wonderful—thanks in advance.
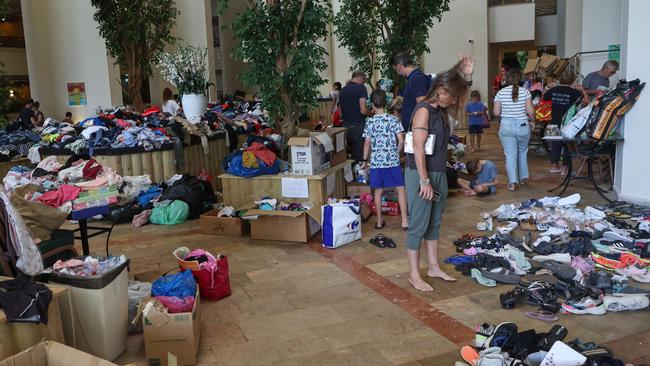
[162,100,180,116]
[494,86,530,119]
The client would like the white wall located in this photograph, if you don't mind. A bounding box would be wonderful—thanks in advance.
[535,15,557,47]
[218,0,252,96]
[21,0,122,121]
[614,0,650,205]
[0,48,28,75]
[488,3,535,43]
[580,0,622,80]
[423,0,489,107]
[557,0,582,57]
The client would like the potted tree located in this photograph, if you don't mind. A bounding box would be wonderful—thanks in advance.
[157,44,212,123]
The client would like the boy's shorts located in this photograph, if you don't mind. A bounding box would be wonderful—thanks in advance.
[370,166,404,189]
[470,180,494,195]
[469,125,483,134]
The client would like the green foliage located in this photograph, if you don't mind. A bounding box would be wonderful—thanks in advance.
[91,0,179,109]
[217,0,332,136]
[335,0,450,85]
[0,64,10,127]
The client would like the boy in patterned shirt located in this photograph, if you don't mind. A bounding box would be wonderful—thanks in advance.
[362,89,408,230]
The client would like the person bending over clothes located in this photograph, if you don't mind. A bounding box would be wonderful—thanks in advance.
[362,89,408,230]
[457,159,499,196]
[404,56,474,292]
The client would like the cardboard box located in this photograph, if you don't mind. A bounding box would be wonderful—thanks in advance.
[245,207,321,243]
[371,201,400,216]
[325,127,347,167]
[200,210,250,237]
[0,341,117,366]
[288,133,333,175]
[143,289,201,366]
[347,182,371,198]
[360,202,373,222]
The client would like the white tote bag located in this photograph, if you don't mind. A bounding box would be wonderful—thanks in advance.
[404,132,435,155]
[321,203,362,248]
[561,104,593,138]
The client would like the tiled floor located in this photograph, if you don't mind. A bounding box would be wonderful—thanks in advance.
[84,126,649,365]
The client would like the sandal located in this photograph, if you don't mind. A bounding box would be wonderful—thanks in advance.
[507,183,516,191]
[370,234,387,248]
[524,310,558,322]
[500,286,528,309]
[375,221,386,230]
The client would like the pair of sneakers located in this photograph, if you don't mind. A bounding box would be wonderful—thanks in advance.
[561,295,606,315]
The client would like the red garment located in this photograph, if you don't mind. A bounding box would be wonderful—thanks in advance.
[332,109,342,127]
[245,142,276,167]
[82,159,103,180]
[36,184,81,207]
[142,106,161,117]
[116,119,132,129]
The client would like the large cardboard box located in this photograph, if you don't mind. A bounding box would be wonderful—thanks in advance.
[289,128,347,175]
[200,209,250,237]
[245,207,321,243]
[0,341,117,366]
[143,289,201,366]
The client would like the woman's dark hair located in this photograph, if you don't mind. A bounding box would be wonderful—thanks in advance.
[466,159,480,174]
[65,112,72,117]
[33,101,40,109]
[370,89,387,109]
[425,62,470,107]
[470,90,481,100]
[505,69,523,102]
[162,88,173,102]
[333,82,342,90]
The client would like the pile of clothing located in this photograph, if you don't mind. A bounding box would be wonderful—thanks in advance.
[449,194,650,319]
[457,322,629,365]
[222,141,282,178]
[0,129,40,160]
[253,197,315,212]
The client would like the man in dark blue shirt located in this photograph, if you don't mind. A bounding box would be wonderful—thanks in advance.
[339,71,372,162]
[392,52,430,130]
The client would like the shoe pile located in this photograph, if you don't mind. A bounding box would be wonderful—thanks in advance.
[451,195,650,318]
[457,322,629,365]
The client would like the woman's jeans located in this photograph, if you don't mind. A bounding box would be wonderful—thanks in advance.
[499,118,530,184]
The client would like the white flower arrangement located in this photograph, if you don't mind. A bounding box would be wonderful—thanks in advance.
[156,44,211,96]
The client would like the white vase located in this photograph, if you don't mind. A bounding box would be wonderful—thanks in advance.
[181,93,207,123]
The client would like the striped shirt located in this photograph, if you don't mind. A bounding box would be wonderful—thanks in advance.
[494,86,531,119]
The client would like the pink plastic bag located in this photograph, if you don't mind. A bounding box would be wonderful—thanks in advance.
[154,296,195,313]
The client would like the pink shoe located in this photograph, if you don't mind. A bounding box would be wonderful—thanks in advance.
[464,247,478,256]
[571,256,595,275]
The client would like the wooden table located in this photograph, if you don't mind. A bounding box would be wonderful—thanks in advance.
[219,160,352,207]
[0,276,67,360]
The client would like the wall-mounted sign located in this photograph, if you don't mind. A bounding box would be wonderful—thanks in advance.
[67,82,87,106]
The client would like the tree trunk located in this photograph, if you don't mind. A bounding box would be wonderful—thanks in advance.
[129,67,144,112]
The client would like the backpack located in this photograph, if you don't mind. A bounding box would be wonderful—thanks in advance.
[535,100,553,123]
[585,78,645,141]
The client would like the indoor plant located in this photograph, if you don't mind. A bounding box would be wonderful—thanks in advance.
[157,44,211,122]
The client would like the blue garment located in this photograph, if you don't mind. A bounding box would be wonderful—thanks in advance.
[339,82,368,125]
[362,114,404,168]
[466,101,485,126]
[369,166,404,189]
[498,118,530,184]
[401,68,430,130]
[137,186,163,208]
[475,161,498,194]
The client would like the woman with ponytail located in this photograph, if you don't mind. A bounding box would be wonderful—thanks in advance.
[493,68,534,191]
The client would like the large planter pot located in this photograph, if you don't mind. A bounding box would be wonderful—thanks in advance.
[181,93,207,123]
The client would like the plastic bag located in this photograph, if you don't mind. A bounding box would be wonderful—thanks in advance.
[174,247,232,301]
[151,270,196,298]
[128,281,152,334]
[150,200,190,225]
[154,295,195,313]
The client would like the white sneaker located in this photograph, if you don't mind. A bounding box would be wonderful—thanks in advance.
[558,193,581,206]
[540,227,566,237]
[532,235,551,248]
[603,231,633,243]
[476,221,488,231]
[538,196,560,207]
[561,302,606,315]
[584,206,606,221]
[603,294,650,312]
[496,221,518,235]
[532,252,572,264]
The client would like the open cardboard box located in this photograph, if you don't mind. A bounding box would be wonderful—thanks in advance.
[288,127,347,176]
[244,207,321,242]
[143,288,201,366]
[200,209,251,237]
[0,341,117,366]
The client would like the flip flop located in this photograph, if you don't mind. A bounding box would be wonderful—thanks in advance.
[460,345,480,366]
[375,221,386,229]
[384,237,397,248]
[525,310,559,322]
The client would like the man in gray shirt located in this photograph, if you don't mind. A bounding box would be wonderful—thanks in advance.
[582,60,619,101]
